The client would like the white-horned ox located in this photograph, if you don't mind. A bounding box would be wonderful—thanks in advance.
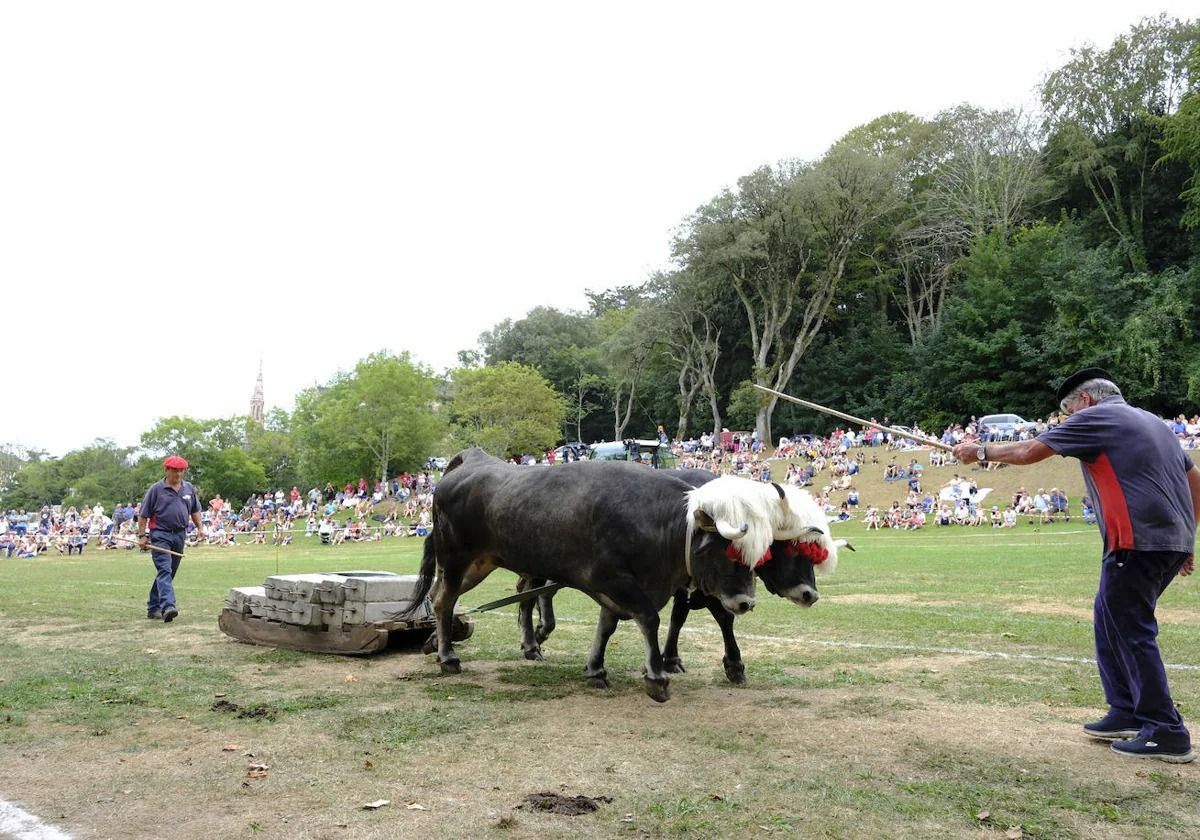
[400,449,762,702]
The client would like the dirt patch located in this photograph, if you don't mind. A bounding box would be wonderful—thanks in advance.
[519,792,612,815]
[211,699,276,720]
[832,593,962,608]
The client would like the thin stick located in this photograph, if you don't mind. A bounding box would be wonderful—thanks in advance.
[108,535,188,559]
[752,384,955,453]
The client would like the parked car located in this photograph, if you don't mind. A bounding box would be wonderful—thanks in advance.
[424,456,450,471]
[588,439,678,469]
[978,414,1035,441]
[553,442,589,462]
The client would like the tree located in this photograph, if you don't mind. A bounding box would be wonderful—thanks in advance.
[677,142,904,445]
[205,447,269,505]
[2,441,143,510]
[1041,14,1200,271]
[480,306,607,442]
[449,363,566,458]
[1157,45,1200,228]
[292,352,444,485]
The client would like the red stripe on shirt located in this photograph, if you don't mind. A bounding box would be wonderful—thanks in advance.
[1084,454,1134,552]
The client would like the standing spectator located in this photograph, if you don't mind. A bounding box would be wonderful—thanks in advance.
[137,456,205,623]
[954,368,1198,763]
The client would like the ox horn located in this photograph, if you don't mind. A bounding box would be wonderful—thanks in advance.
[694,508,750,540]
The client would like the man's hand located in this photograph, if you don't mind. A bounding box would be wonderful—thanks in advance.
[952,443,979,464]
[138,534,150,551]
[1181,555,1195,577]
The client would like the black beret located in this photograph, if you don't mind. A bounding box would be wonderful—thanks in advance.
[1055,367,1114,403]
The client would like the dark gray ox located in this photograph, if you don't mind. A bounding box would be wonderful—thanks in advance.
[519,471,841,683]
[401,448,758,702]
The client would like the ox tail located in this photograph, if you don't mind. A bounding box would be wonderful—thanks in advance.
[397,529,438,618]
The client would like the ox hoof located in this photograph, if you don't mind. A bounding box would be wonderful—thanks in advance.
[722,656,746,685]
[584,668,608,689]
[421,632,437,655]
[523,648,544,661]
[664,656,687,674]
[439,657,461,675]
[644,676,671,703]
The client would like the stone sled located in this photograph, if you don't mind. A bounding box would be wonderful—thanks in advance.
[218,570,472,655]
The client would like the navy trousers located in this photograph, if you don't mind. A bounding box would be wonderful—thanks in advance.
[146,529,186,613]
[1094,549,1191,741]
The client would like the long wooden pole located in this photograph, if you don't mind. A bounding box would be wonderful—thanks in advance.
[753,384,955,453]
[108,535,188,559]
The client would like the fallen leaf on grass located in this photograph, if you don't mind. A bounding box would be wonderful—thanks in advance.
[344,674,359,683]
[362,800,390,810]
[143,649,159,655]
[975,810,990,822]
[247,764,270,772]
[246,769,269,780]
[406,803,426,811]
[363,760,373,770]
[1005,829,1024,839]
[222,744,241,752]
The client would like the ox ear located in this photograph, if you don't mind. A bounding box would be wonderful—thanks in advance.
[693,508,719,532]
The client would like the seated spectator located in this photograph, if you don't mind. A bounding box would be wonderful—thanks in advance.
[1081,496,1097,525]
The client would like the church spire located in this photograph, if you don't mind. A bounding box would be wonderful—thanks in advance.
[250,361,265,425]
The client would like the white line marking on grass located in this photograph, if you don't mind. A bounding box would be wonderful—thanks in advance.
[717,632,1200,672]
[0,799,73,840]
[488,611,1200,672]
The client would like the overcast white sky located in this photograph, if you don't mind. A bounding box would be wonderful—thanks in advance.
[1,2,1192,456]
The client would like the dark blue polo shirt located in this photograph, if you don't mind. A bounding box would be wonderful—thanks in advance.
[1037,396,1196,554]
[141,480,201,533]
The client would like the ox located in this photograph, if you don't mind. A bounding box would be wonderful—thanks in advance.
[517,472,846,684]
[661,476,846,683]
[402,448,759,702]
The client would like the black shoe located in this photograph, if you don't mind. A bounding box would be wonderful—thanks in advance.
[1110,735,1195,763]
[162,606,178,623]
[147,611,162,620]
[1083,711,1141,740]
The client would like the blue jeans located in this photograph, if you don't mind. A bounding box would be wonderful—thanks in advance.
[146,530,185,613]
[1094,549,1191,743]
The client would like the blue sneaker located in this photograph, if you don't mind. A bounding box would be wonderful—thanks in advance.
[1083,711,1140,740]
[1110,735,1195,764]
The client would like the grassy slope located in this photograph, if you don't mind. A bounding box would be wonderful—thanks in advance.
[771,445,1200,515]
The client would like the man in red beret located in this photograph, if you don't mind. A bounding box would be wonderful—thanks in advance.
[954,368,1198,763]
[136,455,205,623]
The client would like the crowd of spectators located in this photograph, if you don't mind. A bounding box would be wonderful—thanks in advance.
[1,469,442,559]
[4,408,1193,558]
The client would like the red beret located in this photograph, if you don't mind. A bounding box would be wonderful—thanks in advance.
[163,455,189,470]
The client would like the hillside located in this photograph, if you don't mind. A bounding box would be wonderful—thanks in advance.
[767,445,1200,516]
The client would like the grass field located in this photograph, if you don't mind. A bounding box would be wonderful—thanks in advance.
[1,526,1198,839]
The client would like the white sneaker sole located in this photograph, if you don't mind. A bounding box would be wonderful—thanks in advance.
[1110,744,1196,763]
[1084,728,1140,741]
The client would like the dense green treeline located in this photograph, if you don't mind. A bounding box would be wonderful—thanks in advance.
[483,14,1200,443]
[2,15,1197,510]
